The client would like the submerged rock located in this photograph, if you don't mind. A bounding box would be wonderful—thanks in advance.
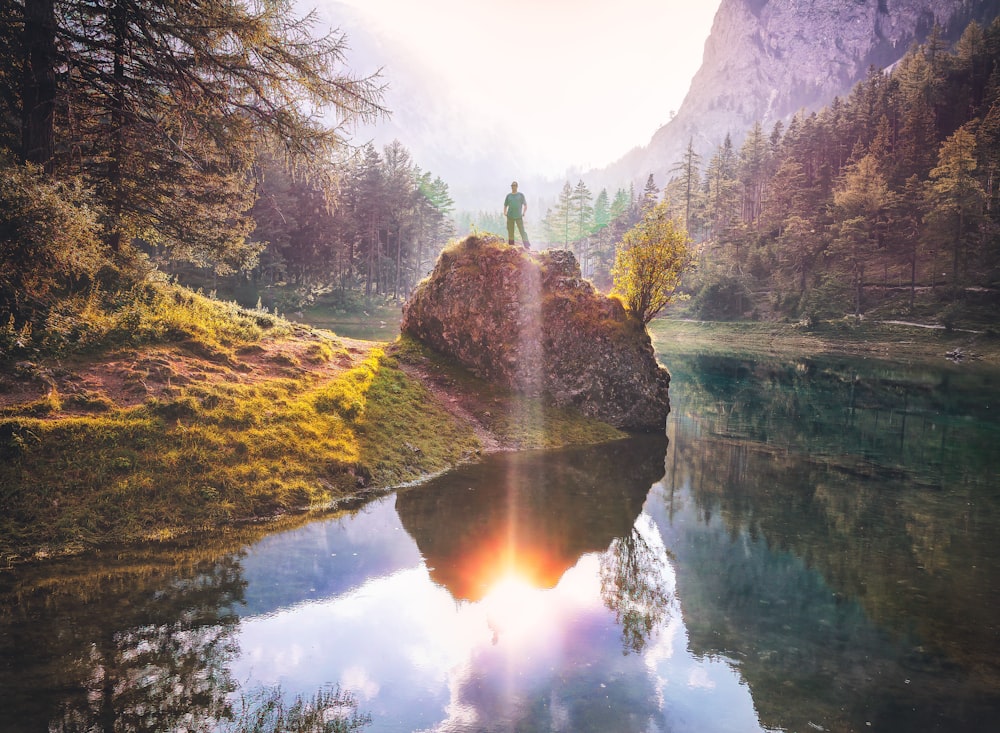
[401,235,670,432]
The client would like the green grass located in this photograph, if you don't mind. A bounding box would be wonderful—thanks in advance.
[0,287,630,565]
[0,347,482,563]
[2,279,296,362]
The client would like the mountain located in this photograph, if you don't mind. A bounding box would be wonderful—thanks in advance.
[594,0,1000,191]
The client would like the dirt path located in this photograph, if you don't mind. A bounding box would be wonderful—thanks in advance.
[396,359,511,454]
[0,330,379,415]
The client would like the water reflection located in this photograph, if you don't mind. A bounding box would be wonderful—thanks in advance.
[230,436,685,733]
[394,437,664,600]
[657,352,1000,733]
[3,352,1000,732]
[0,555,244,732]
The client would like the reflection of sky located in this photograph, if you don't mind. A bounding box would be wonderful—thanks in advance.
[229,495,769,733]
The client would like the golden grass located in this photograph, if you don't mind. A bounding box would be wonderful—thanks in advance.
[0,279,631,565]
[0,345,486,564]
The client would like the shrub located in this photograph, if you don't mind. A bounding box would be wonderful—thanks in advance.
[0,158,108,326]
[692,277,752,321]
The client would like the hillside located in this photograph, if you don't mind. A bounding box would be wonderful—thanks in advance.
[595,0,1000,189]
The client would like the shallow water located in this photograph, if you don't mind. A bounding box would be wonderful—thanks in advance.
[1,350,998,732]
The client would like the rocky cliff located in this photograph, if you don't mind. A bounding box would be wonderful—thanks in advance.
[600,0,1000,188]
[401,236,670,432]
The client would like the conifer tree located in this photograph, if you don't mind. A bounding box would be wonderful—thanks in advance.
[6,0,386,273]
[925,124,987,291]
[830,154,893,315]
[671,138,702,235]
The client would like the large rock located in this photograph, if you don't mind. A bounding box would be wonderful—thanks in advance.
[401,235,670,432]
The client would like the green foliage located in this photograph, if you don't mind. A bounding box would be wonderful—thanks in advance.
[677,19,1000,327]
[0,158,107,326]
[692,276,752,320]
[1,281,296,360]
[611,202,693,324]
[1,0,397,315]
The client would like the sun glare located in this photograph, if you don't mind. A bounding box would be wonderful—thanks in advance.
[482,571,548,644]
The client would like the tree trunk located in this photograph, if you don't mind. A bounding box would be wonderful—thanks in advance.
[20,0,57,169]
[108,0,128,253]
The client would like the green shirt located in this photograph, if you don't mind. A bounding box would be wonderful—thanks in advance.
[504,191,526,219]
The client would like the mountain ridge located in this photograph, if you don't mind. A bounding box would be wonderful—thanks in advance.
[591,0,1000,192]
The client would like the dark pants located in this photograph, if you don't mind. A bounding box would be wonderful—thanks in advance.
[507,216,529,248]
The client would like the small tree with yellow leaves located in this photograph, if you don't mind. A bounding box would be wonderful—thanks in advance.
[611,201,692,324]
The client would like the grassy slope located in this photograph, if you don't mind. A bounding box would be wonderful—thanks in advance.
[0,284,622,565]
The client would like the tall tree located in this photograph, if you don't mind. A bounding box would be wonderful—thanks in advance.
[19,0,56,168]
[593,188,610,231]
[925,124,987,291]
[9,0,386,273]
[640,173,659,212]
[703,134,738,241]
[830,154,893,315]
[671,138,702,235]
[571,178,594,265]
[543,181,575,247]
[738,122,768,226]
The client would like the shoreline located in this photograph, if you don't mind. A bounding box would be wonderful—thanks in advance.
[4,317,996,568]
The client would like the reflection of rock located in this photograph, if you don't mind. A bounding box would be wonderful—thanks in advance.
[401,236,671,431]
[396,435,667,601]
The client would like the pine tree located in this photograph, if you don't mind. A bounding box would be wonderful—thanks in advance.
[704,134,739,241]
[671,138,702,235]
[925,124,987,291]
[738,122,768,225]
[593,189,610,231]
[6,0,386,274]
[543,181,575,247]
[830,154,893,315]
[571,179,594,265]
[640,173,659,212]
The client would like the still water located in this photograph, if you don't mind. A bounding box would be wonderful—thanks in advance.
[1,349,999,732]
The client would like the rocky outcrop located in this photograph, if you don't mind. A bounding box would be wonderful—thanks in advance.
[401,236,670,432]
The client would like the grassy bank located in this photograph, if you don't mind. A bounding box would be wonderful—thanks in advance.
[0,284,622,565]
[649,318,1000,365]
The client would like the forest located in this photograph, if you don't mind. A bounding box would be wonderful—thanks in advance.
[0,0,460,348]
[537,20,1000,329]
[3,2,999,351]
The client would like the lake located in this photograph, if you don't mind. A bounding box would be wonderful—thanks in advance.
[1,343,999,732]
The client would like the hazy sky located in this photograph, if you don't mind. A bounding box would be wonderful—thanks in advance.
[329,0,722,177]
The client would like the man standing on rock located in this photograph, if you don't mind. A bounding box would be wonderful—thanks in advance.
[503,181,530,250]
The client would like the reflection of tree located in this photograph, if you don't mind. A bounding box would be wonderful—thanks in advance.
[1,554,245,732]
[44,556,244,733]
[657,352,1000,731]
[599,520,673,654]
[223,684,371,733]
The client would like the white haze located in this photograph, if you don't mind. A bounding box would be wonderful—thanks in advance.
[312,0,721,211]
